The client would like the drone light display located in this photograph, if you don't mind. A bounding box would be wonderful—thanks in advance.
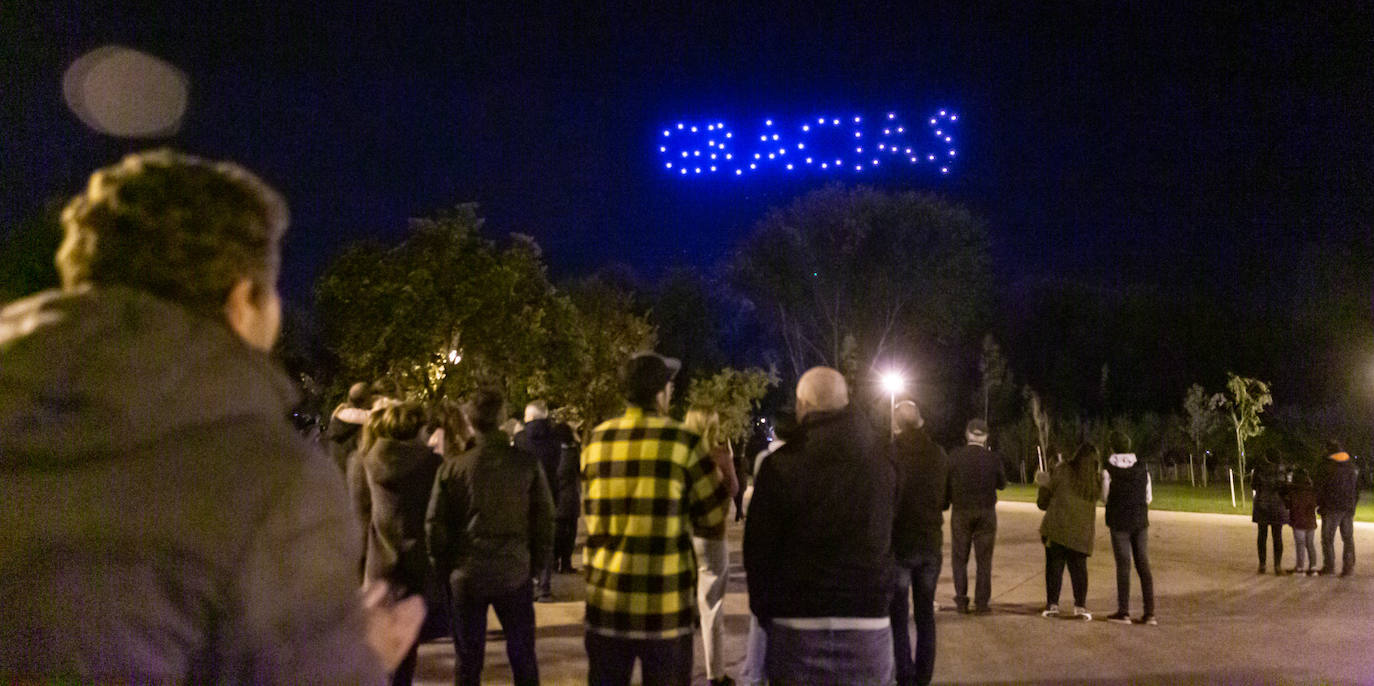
[658,110,958,178]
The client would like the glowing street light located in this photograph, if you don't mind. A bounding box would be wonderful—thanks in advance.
[880,371,906,439]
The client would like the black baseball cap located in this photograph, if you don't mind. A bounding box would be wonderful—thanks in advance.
[625,351,681,404]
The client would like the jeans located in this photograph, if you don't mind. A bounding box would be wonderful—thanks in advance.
[1256,523,1284,569]
[739,615,768,686]
[692,535,729,679]
[1293,527,1317,570]
[585,632,693,686]
[554,516,578,567]
[950,507,997,609]
[1321,510,1356,574]
[1110,527,1154,615]
[1044,540,1088,608]
[765,621,894,685]
[450,578,539,686]
[890,551,941,686]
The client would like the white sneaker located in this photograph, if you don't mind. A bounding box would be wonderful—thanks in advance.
[1072,606,1092,621]
[1041,603,1059,618]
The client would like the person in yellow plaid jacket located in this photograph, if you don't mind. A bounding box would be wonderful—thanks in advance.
[581,352,729,686]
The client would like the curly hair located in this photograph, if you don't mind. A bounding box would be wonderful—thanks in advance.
[57,149,287,316]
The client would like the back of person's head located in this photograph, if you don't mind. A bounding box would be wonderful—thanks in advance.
[436,397,476,452]
[347,381,372,408]
[472,389,507,434]
[964,418,989,445]
[58,149,287,319]
[524,399,549,423]
[893,400,923,434]
[369,400,423,442]
[795,367,848,418]
[624,352,680,409]
[1294,467,1313,486]
[684,408,724,452]
[1325,439,1344,454]
[1108,430,1132,454]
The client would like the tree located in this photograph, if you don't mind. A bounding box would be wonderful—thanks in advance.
[1182,383,1225,486]
[979,333,1011,421]
[1223,373,1273,504]
[684,367,779,444]
[729,184,991,380]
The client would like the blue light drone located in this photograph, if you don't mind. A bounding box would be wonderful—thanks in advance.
[657,110,958,178]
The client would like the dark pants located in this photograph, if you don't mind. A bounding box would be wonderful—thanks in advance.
[950,507,996,609]
[451,579,539,686]
[1256,523,1284,569]
[585,632,693,686]
[890,550,941,686]
[1321,510,1356,574]
[555,516,578,568]
[1109,527,1154,615]
[1044,540,1088,608]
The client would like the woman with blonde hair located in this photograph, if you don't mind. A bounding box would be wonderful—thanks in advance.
[683,408,740,686]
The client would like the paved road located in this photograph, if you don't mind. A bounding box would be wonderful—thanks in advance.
[414,501,1374,684]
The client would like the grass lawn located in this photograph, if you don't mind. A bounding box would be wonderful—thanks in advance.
[1000,481,1374,523]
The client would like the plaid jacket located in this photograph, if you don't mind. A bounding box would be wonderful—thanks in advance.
[581,406,729,638]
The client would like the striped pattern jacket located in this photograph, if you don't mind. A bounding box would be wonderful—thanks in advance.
[581,406,729,638]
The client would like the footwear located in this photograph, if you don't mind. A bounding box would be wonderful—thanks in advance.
[1041,603,1060,618]
[1104,611,1132,624]
[1285,568,1301,575]
[955,602,970,614]
[1307,568,1319,577]
[972,605,992,615]
[1071,606,1092,621]
[1256,564,1266,574]
[1274,567,1288,576]
[1318,568,1337,576]
[1134,614,1158,626]
[534,592,554,603]
[1340,569,1354,578]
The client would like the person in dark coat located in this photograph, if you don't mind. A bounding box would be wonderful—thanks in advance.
[745,367,899,683]
[1316,440,1359,576]
[888,401,949,686]
[553,429,582,572]
[0,150,415,681]
[326,381,374,471]
[428,389,554,686]
[1250,458,1291,575]
[946,418,1006,614]
[1036,443,1101,621]
[1102,431,1156,625]
[362,400,444,685]
[514,399,576,600]
[1285,468,1320,575]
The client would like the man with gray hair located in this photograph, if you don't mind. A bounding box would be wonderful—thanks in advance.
[745,367,898,682]
[946,418,1007,614]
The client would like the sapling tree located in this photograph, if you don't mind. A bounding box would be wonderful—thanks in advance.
[1223,373,1273,505]
[1183,383,1225,487]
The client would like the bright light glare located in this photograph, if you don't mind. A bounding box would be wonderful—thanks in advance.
[880,371,906,394]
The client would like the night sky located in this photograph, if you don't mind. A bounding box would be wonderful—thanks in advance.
[4,3,1372,305]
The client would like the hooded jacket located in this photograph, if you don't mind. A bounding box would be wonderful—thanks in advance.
[1317,452,1359,514]
[744,408,896,621]
[0,287,381,682]
[361,437,442,591]
[1103,453,1150,531]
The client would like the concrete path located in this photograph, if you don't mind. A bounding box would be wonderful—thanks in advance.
[414,502,1374,684]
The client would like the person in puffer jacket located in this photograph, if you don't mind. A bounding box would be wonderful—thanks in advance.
[1101,431,1156,625]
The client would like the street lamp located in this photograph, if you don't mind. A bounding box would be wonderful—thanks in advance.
[880,371,906,439]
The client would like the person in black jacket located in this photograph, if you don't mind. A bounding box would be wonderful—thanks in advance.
[1250,458,1290,575]
[1102,431,1156,625]
[888,401,949,686]
[0,150,417,681]
[361,400,444,685]
[428,389,554,686]
[946,418,1006,614]
[745,367,898,683]
[1316,440,1359,577]
[514,399,577,600]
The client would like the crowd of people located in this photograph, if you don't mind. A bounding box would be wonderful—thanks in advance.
[0,150,1364,685]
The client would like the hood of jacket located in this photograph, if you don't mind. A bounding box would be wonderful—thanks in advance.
[0,287,297,467]
[365,437,436,482]
[1329,451,1351,462]
[1108,453,1138,469]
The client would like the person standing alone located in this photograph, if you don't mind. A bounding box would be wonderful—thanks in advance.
[946,419,1006,614]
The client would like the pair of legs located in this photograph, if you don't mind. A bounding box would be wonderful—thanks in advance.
[554,516,578,570]
[739,615,768,686]
[1044,540,1088,609]
[585,632,693,686]
[692,535,730,681]
[450,578,539,686]
[765,622,894,685]
[1320,510,1356,574]
[890,550,941,686]
[950,507,997,611]
[1110,527,1154,617]
[1293,527,1318,571]
[1256,522,1284,571]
